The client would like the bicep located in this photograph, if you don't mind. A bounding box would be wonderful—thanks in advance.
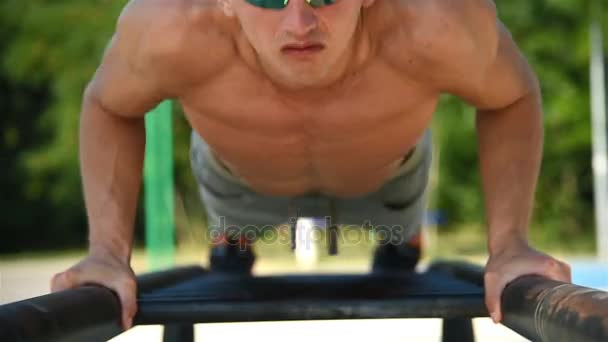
[451,22,540,110]
[84,34,165,118]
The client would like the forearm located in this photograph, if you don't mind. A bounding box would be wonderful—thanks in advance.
[80,94,146,262]
[476,91,543,255]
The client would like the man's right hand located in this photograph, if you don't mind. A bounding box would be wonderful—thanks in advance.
[50,253,137,330]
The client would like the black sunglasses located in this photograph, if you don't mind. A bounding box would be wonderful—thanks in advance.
[245,0,337,10]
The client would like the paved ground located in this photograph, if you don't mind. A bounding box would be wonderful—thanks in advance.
[110,318,528,342]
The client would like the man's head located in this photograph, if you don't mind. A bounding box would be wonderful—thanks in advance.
[220,0,376,89]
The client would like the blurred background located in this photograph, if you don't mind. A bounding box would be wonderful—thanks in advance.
[0,1,607,341]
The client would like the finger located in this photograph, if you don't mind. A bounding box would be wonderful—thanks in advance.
[50,270,77,292]
[563,262,572,282]
[112,278,138,330]
[50,273,64,292]
[484,272,503,323]
[552,261,572,283]
[541,259,572,283]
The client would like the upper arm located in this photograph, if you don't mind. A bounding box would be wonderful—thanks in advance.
[432,1,539,110]
[84,1,170,118]
[84,0,225,118]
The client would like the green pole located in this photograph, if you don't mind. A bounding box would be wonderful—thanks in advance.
[144,100,175,270]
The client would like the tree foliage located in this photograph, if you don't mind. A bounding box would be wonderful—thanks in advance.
[434,0,606,248]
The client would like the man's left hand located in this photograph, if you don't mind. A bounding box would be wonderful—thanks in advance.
[484,241,571,323]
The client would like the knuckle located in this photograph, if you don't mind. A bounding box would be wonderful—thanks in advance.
[114,277,137,300]
[50,273,65,291]
[121,297,138,316]
[126,302,138,316]
[543,258,558,269]
[61,270,76,285]
[120,277,137,292]
[51,272,63,284]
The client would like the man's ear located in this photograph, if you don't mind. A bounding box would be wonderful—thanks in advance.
[218,0,235,16]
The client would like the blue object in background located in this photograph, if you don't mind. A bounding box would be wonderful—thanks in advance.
[425,210,448,226]
[570,262,608,289]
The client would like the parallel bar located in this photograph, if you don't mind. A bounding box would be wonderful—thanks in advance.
[137,265,207,293]
[502,275,608,342]
[135,272,487,324]
[136,296,486,325]
[4,263,607,342]
[0,266,206,342]
[427,260,485,288]
[0,286,122,342]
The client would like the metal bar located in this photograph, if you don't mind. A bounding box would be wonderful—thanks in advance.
[441,318,475,342]
[163,324,194,342]
[5,264,607,342]
[0,286,122,342]
[136,296,487,325]
[502,275,608,342]
[137,265,207,293]
[427,260,485,288]
[144,100,176,270]
[135,272,487,324]
[0,266,206,342]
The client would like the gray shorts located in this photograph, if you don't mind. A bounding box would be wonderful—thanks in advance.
[190,130,432,246]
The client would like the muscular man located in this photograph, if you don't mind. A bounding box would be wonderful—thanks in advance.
[51,0,571,330]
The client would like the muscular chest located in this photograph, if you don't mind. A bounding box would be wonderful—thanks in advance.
[180,62,438,153]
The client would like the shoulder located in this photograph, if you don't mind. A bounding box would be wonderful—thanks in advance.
[381,0,499,86]
[115,0,234,87]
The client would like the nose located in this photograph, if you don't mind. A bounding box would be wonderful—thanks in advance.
[281,1,318,37]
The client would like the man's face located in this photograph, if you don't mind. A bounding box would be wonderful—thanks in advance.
[226,0,374,89]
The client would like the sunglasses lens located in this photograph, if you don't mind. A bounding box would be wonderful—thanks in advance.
[307,0,336,8]
[245,0,288,9]
[245,0,337,9]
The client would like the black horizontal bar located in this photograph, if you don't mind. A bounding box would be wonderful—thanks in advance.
[137,265,207,293]
[137,296,486,324]
[3,261,607,342]
[0,286,122,342]
[429,259,608,341]
[0,265,206,342]
[502,275,608,342]
[135,271,487,324]
[427,260,485,288]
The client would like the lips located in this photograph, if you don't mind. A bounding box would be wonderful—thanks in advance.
[281,42,325,54]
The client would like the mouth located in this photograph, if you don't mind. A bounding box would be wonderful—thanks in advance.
[281,42,326,56]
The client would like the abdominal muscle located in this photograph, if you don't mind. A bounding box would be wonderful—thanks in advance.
[188,101,434,198]
[213,148,409,198]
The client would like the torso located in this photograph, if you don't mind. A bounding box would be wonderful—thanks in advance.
[182,59,438,197]
[157,0,481,197]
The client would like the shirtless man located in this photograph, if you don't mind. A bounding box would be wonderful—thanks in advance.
[51,0,571,330]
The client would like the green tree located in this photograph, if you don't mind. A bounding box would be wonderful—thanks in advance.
[434,0,606,249]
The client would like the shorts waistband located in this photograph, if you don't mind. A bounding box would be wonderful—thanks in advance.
[205,150,252,188]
